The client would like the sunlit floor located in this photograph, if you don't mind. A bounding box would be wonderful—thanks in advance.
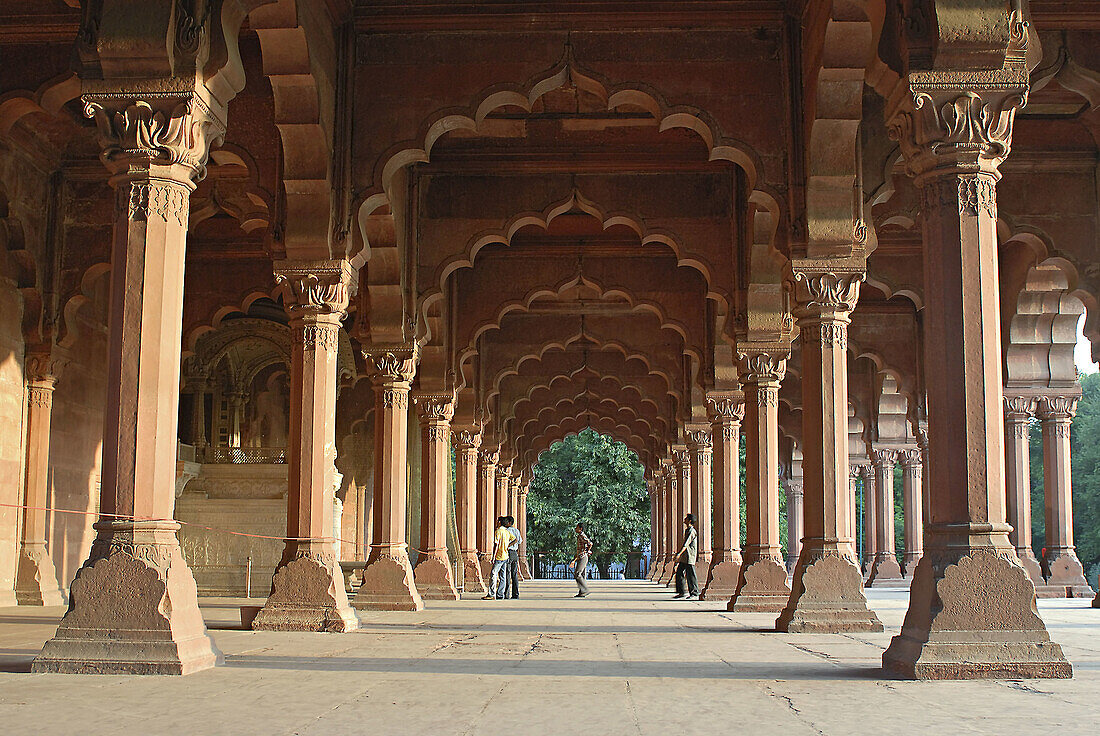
[1,580,1097,736]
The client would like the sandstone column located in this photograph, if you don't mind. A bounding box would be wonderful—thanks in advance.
[860,464,876,575]
[353,344,423,611]
[867,449,904,586]
[517,484,532,579]
[648,471,666,580]
[34,95,224,675]
[1003,396,1042,583]
[411,394,459,600]
[477,447,499,581]
[849,465,862,561]
[784,476,804,573]
[778,267,882,632]
[898,448,924,575]
[495,466,510,527]
[1036,394,1094,597]
[15,353,66,606]
[187,377,208,450]
[686,426,713,573]
[702,393,744,600]
[665,448,691,587]
[253,261,358,632]
[882,61,1070,677]
[730,349,790,612]
[453,428,486,593]
[659,460,679,584]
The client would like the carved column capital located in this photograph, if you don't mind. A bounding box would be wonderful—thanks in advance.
[896,448,923,469]
[671,446,690,469]
[858,463,875,481]
[452,429,482,452]
[1003,394,1036,422]
[1036,394,1078,421]
[886,79,1029,183]
[24,349,68,386]
[362,343,420,386]
[479,447,500,467]
[706,392,745,424]
[82,94,225,184]
[685,426,713,451]
[789,263,864,315]
[414,393,456,422]
[785,479,805,498]
[275,260,354,321]
[871,448,898,468]
[736,345,788,386]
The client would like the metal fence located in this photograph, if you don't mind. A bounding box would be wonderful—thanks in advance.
[531,552,650,580]
[202,446,287,464]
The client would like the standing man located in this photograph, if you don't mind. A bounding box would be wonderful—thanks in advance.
[673,514,700,600]
[483,517,510,600]
[504,515,522,599]
[569,522,593,598]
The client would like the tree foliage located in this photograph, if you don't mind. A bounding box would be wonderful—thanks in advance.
[527,429,649,566]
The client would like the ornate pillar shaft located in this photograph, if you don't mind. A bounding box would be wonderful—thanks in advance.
[848,467,861,559]
[411,395,459,600]
[882,60,1070,677]
[1037,395,1093,597]
[686,428,713,572]
[476,449,499,581]
[1003,397,1041,582]
[867,449,904,586]
[785,477,805,573]
[859,464,877,572]
[352,345,423,611]
[898,448,924,574]
[34,94,223,675]
[779,268,881,632]
[254,261,358,632]
[702,393,744,600]
[648,474,665,580]
[15,360,65,606]
[453,429,486,593]
[730,353,790,612]
[517,485,531,579]
[659,462,679,584]
[495,467,510,525]
[188,380,207,448]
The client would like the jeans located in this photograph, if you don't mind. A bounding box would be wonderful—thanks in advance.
[506,550,520,598]
[490,559,508,598]
[574,553,589,596]
[675,561,699,596]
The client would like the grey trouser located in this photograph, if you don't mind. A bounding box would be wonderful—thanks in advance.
[491,559,508,598]
[574,553,589,595]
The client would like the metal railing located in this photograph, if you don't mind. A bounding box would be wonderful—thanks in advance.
[531,552,650,580]
[202,446,287,464]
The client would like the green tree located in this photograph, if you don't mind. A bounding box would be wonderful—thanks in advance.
[527,429,649,573]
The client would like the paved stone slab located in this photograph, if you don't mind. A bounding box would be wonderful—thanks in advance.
[0,581,1096,735]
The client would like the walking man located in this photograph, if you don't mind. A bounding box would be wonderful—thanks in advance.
[672,514,700,599]
[504,515,521,599]
[483,517,510,600]
[569,522,592,598]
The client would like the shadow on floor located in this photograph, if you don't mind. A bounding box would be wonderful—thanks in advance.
[223,654,885,681]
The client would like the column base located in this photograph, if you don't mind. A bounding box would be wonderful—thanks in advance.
[15,544,66,606]
[478,554,494,585]
[659,559,676,586]
[647,557,662,581]
[866,552,906,587]
[252,549,359,632]
[461,552,487,594]
[785,554,798,573]
[776,550,883,633]
[1038,550,1096,599]
[882,548,1071,680]
[353,549,424,611]
[32,522,221,675]
[519,557,532,580]
[1013,548,1043,585]
[902,552,923,578]
[700,553,741,602]
[413,553,459,600]
[728,557,790,613]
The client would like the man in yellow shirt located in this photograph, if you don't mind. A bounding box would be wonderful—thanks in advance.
[483,517,511,600]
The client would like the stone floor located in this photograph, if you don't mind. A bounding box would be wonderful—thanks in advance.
[0,580,1097,735]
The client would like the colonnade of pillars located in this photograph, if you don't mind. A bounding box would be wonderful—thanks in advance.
[19,62,1093,681]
